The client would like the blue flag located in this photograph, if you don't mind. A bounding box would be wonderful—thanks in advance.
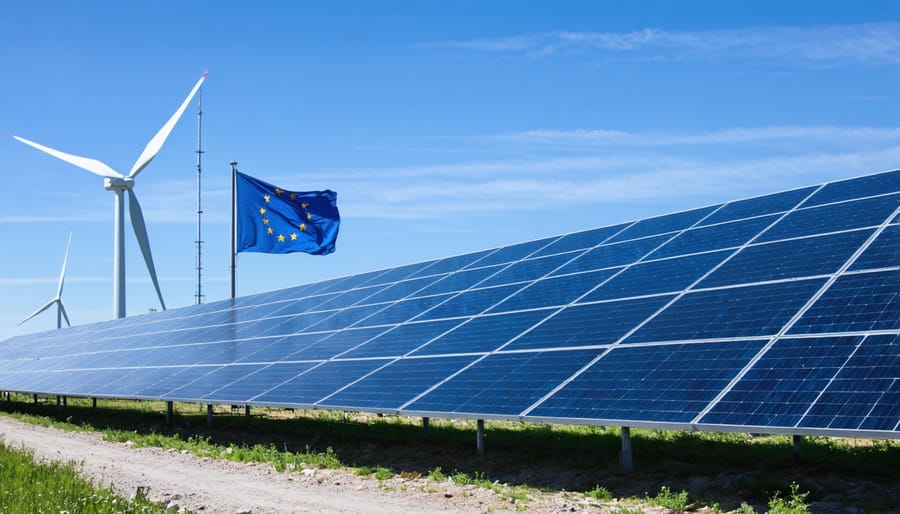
[235,171,339,255]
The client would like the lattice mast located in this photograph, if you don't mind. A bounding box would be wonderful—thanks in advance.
[194,87,205,305]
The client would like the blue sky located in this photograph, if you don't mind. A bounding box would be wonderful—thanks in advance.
[1,0,898,339]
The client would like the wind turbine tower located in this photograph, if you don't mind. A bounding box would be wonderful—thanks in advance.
[14,71,207,319]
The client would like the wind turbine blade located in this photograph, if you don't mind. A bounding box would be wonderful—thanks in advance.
[57,232,72,298]
[13,135,123,179]
[126,189,166,310]
[128,70,208,178]
[59,301,71,327]
[18,299,56,326]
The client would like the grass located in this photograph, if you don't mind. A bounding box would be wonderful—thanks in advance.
[1,394,898,512]
[0,439,176,513]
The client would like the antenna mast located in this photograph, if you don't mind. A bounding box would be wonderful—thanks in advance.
[194,87,205,305]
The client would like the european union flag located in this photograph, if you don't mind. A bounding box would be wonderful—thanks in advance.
[235,171,340,255]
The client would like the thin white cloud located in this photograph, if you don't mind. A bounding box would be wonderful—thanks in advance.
[335,145,900,220]
[493,125,900,147]
[432,22,900,63]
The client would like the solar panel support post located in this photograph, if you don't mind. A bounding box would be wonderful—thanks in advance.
[206,403,213,428]
[476,419,485,456]
[620,427,634,474]
[422,417,430,441]
[92,397,97,410]
[230,161,238,300]
[33,394,38,405]
[244,405,250,418]
[792,435,804,464]
[166,401,174,427]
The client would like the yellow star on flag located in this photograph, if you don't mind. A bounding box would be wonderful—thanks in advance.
[262,218,269,225]
[289,193,296,200]
[275,188,283,196]
[263,194,270,203]
[299,223,307,231]
[301,203,308,209]
[290,233,298,240]
[306,213,312,221]
[267,227,274,235]
[278,234,285,242]
[259,207,266,215]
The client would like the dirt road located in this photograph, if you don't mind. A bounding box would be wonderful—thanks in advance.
[0,416,546,513]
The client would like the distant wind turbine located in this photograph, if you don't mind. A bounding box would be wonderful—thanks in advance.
[19,232,72,329]
[13,70,207,319]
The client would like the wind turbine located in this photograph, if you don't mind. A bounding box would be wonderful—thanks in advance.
[13,70,207,319]
[19,232,73,330]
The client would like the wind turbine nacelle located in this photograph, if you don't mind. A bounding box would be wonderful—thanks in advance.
[104,177,135,191]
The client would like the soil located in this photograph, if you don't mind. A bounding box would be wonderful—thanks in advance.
[0,416,644,513]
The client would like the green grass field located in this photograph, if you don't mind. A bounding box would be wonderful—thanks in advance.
[0,438,176,514]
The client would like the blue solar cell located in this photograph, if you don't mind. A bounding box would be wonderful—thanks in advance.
[417,284,524,320]
[304,304,388,332]
[414,266,503,296]
[584,250,731,302]
[849,225,900,271]
[551,234,671,275]
[507,295,674,351]
[626,279,826,343]
[252,311,338,338]
[364,260,438,286]
[472,237,557,267]
[354,294,453,327]
[788,270,900,334]
[233,333,328,363]
[406,349,602,415]
[649,215,778,259]
[322,355,478,409]
[758,193,899,242]
[359,275,444,304]
[252,359,389,405]
[414,310,554,355]
[341,319,464,358]
[264,294,340,317]
[701,336,863,428]
[165,364,266,401]
[798,334,899,431]
[802,169,900,207]
[316,269,390,294]
[313,284,389,310]
[286,327,390,360]
[489,269,619,313]
[532,340,766,422]
[203,362,318,402]
[701,187,816,225]
[532,224,628,257]
[407,250,494,278]
[700,230,874,288]
[134,366,220,398]
[608,205,719,243]
[480,253,575,288]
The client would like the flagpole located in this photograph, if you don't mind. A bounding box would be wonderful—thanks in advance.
[230,161,238,299]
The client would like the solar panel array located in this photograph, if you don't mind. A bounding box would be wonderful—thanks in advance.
[1,170,897,439]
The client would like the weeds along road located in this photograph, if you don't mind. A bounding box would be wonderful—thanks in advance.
[0,416,521,514]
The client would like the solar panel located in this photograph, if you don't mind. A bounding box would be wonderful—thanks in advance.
[1,169,898,440]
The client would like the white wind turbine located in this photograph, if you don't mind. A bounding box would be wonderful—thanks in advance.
[14,70,207,319]
[19,232,73,329]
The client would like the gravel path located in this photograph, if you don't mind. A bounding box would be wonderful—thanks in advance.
[0,416,545,513]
